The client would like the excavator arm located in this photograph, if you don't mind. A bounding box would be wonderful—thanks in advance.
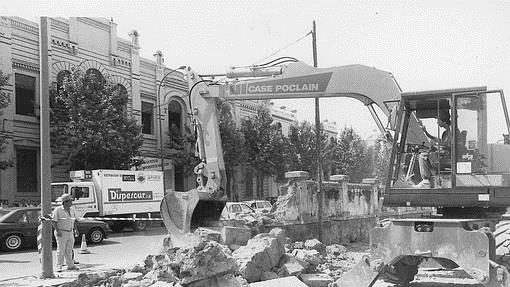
[160,61,426,243]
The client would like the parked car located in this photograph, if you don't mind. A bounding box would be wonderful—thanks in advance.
[0,207,111,251]
[220,202,255,220]
[243,200,273,213]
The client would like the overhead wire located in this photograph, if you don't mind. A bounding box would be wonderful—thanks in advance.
[251,31,312,66]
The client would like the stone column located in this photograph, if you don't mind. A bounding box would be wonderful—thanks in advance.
[0,17,14,203]
[129,30,141,123]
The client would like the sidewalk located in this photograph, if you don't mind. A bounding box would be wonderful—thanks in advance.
[0,270,81,287]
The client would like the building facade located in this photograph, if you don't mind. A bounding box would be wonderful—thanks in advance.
[0,16,189,205]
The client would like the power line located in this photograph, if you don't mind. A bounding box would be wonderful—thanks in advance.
[252,31,312,65]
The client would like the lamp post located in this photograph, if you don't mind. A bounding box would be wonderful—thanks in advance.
[156,66,186,176]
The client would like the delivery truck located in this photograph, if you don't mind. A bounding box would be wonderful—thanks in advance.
[51,170,164,232]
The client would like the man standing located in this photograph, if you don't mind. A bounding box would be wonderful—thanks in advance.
[51,194,79,271]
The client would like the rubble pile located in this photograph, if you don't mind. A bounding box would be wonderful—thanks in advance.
[57,228,362,287]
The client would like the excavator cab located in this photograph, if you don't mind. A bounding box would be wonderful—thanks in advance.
[385,87,510,213]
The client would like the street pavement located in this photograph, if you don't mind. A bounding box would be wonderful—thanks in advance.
[0,225,168,283]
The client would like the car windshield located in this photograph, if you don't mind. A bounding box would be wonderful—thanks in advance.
[261,202,271,208]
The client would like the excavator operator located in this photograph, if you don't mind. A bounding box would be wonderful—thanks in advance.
[414,109,452,188]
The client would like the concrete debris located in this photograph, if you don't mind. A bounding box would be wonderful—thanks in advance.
[20,222,360,287]
[276,254,309,277]
[299,273,333,287]
[165,240,238,285]
[222,226,252,246]
[260,271,279,281]
[232,228,286,282]
[325,244,347,257]
[249,276,308,287]
[293,249,323,267]
[304,239,325,254]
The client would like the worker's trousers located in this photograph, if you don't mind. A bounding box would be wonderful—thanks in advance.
[55,230,75,268]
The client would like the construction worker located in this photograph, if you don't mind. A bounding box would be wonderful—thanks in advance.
[51,194,79,271]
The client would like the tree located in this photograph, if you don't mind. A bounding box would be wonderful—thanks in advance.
[0,71,13,169]
[373,139,392,183]
[165,123,200,190]
[241,105,287,198]
[332,127,371,182]
[216,99,246,201]
[286,121,335,180]
[50,71,144,170]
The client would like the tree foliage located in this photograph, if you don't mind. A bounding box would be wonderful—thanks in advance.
[0,71,13,169]
[286,121,335,180]
[165,123,199,178]
[332,127,371,182]
[373,140,392,183]
[241,105,286,177]
[216,99,247,200]
[241,105,287,197]
[50,71,144,170]
[216,99,247,170]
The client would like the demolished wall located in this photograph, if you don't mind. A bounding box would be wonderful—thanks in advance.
[274,177,380,223]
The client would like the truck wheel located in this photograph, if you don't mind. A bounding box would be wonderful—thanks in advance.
[87,228,105,244]
[495,220,510,269]
[132,220,147,231]
[2,234,24,251]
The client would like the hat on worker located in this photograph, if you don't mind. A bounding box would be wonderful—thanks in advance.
[61,194,73,202]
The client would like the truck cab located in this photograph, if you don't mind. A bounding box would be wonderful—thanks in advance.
[51,181,99,217]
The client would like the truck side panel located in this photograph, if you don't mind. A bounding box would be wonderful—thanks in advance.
[93,170,164,216]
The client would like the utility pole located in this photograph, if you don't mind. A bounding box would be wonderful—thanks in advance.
[312,21,323,242]
[39,16,54,278]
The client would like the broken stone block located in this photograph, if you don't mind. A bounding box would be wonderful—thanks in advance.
[304,239,325,254]
[325,244,347,256]
[229,244,241,251]
[249,276,308,287]
[232,228,286,282]
[149,281,176,287]
[277,255,309,277]
[194,227,222,242]
[293,249,323,266]
[299,273,333,287]
[174,241,238,285]
[221,226,252,246]
[293,241,305,250]
[260,271,279,281]
[122,272,144,283]
[187,273,241,287]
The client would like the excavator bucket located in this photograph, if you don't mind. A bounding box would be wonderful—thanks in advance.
[334,255,381,287]
[160,188,199,245]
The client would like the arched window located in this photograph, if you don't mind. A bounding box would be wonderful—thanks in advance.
[85,68,104,84]
[56,70,71,92]
[114,84,128,116]
[168,100,182,136]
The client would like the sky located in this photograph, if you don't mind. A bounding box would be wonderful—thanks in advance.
[3,0,510,140]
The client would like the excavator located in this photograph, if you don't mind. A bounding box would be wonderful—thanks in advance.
[160,59,510,286]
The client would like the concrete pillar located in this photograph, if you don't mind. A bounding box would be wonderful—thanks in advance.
[109,19,117,56]
[129,30,141,123]
[0,17,14,203]
[68,17,78,55]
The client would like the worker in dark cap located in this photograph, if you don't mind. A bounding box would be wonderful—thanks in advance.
[51,194,79,271]
[414,109,451,188]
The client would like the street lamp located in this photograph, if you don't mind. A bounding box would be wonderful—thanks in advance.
[156,66,186,178]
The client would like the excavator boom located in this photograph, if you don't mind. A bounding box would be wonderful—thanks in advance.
[160,61,407,243]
